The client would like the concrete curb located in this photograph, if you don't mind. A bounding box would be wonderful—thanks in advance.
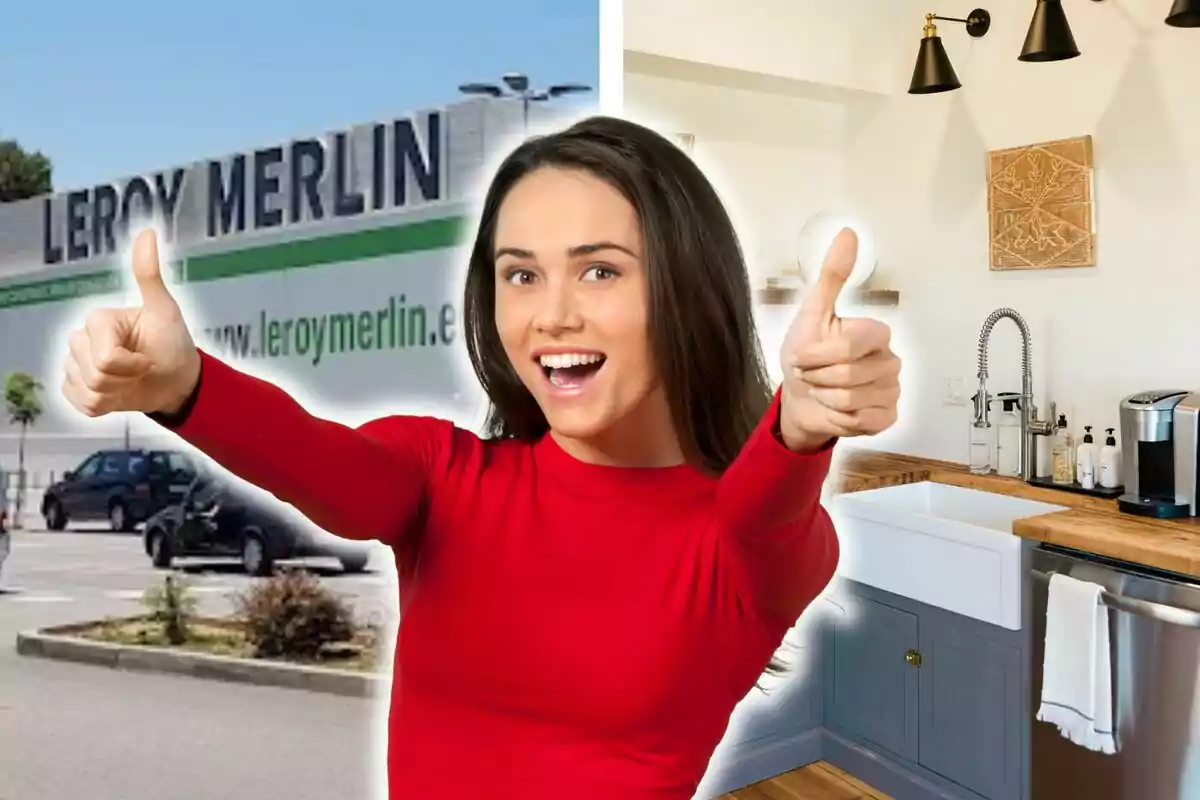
[15,618,388,699]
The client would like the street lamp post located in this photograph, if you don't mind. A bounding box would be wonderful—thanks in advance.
[458,72,593,132]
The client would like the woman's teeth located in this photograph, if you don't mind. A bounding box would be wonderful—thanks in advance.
[537,352,607,390]
[538,352,605,369]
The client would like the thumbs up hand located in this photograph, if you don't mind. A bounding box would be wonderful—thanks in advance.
[779,227,901,453]
[62,229,202,418]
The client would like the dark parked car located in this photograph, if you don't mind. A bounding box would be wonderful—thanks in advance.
[142,473,371,576]
[42,448,197,532]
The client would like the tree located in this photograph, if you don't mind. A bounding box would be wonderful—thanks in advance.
[0,140,53,203]
[4,372,44,529]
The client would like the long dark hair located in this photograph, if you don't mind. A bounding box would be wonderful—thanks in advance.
[462,115,774,475]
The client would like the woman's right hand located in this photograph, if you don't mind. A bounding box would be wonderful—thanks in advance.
[62,228,202,418]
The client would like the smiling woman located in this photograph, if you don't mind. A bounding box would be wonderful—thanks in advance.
[464,119,771,471]
[492,168,670,465]
[57,114,901,800]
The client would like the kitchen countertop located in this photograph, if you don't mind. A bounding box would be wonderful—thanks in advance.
[834,449,1200,579]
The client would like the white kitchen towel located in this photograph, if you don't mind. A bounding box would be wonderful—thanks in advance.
[1036,573,1117,754]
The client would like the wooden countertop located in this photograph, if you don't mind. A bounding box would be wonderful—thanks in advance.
[833,449,1200,579]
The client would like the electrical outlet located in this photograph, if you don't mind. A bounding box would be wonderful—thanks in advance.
[941,377,967,406]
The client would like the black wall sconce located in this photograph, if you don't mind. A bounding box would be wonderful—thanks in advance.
[1166,0,1200,26]
[1018,0,1104,62]
[908,9,992,94]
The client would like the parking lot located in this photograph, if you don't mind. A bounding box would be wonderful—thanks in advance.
[0,524,398,800]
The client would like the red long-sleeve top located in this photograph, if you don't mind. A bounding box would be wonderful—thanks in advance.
[160,351,839,799]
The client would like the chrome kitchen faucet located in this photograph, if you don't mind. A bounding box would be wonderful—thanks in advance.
[974,308,1056,481]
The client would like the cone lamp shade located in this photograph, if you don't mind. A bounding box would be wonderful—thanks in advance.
[909,36,961,93]
[1166,0,1200,27]
[907,9,990,95]
[1019,0,1081,61]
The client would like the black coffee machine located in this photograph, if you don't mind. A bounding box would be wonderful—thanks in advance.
[1117,390,1200,518]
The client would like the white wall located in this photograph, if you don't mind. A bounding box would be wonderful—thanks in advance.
[622,71,847,294]
[845,0,1200,464]
[626,0,1200,469]
[624,0,908,96]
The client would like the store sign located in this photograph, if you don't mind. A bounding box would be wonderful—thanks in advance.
[41,110,443,265]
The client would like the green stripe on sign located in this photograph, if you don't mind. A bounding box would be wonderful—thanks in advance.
[0,214,468,310]
[0,261,187,310]
[0,270,122,310]
[186,215,468,283]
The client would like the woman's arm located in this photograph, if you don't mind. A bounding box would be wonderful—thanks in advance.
[716,389,840,630]
[149,350,454,545]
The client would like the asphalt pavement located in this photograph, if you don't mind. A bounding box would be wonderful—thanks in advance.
[0,526,400,800]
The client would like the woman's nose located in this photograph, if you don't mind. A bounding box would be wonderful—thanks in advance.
[533,282,583,334]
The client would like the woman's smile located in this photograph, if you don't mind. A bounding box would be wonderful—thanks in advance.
[535,348,608,396]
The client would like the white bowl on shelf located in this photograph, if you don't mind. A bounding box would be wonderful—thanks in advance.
[797,212,878,290]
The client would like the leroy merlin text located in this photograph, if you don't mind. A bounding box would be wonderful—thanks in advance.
[203,296,456,367]
[41,111,442,265]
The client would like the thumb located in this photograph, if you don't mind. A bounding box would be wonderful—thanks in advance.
[130,228,180,315]
[800,227,858,323]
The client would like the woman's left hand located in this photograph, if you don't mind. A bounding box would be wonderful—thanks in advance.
[778,227,901,454]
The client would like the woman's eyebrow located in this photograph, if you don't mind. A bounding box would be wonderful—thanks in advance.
[567,241,638,258]
[494,246,535,260]
[494,242,639,260]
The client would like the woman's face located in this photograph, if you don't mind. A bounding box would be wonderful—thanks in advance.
[492,167,670,453]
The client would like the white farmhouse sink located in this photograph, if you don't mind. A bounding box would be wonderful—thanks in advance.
[827,481,1067,630]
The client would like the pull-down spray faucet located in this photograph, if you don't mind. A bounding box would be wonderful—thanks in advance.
[974,308,1056,481]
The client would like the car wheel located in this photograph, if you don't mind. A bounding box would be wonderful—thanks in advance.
[109,500,134,533]
[44,499,67,531]
[148,528,173,569]
[241,532,273,577]
[339,552,369,574]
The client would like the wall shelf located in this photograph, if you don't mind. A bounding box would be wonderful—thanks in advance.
[755,278,899,308]
[856,289,900,307]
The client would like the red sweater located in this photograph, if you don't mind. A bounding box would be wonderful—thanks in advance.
[163,351,839,799]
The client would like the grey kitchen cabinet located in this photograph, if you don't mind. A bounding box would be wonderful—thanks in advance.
[822,580,1028,800]
[917,609,1023,800]
[702,579,1029,800]
[825,593,920,763]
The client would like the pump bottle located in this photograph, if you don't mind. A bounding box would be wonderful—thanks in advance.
[1099,428,1122,489]
[1077,426,1099,490]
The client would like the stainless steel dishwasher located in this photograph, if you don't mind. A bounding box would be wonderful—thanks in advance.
[1030,544,1200,799]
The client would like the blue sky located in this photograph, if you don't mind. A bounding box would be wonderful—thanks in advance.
[0,0,600,191]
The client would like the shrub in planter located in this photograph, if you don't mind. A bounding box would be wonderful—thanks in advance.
[143,574,198,645]
[234,569,356,660]
[145,575,197,644]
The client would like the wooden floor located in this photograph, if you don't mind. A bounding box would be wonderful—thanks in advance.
[720,761,892,800]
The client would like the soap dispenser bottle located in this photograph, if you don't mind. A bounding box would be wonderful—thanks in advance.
[1099,428,1122,489]
[994,393,1022,478]
[1051,413,1076,485]
[1077,426,1099,490]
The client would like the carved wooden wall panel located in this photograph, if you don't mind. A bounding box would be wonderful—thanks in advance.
[987,135,1095,271]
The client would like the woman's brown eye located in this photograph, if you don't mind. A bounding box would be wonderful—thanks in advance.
[584,265,618,281]
[504,269,535,286]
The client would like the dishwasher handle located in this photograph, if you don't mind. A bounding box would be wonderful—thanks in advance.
[1032,568,1200,629]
